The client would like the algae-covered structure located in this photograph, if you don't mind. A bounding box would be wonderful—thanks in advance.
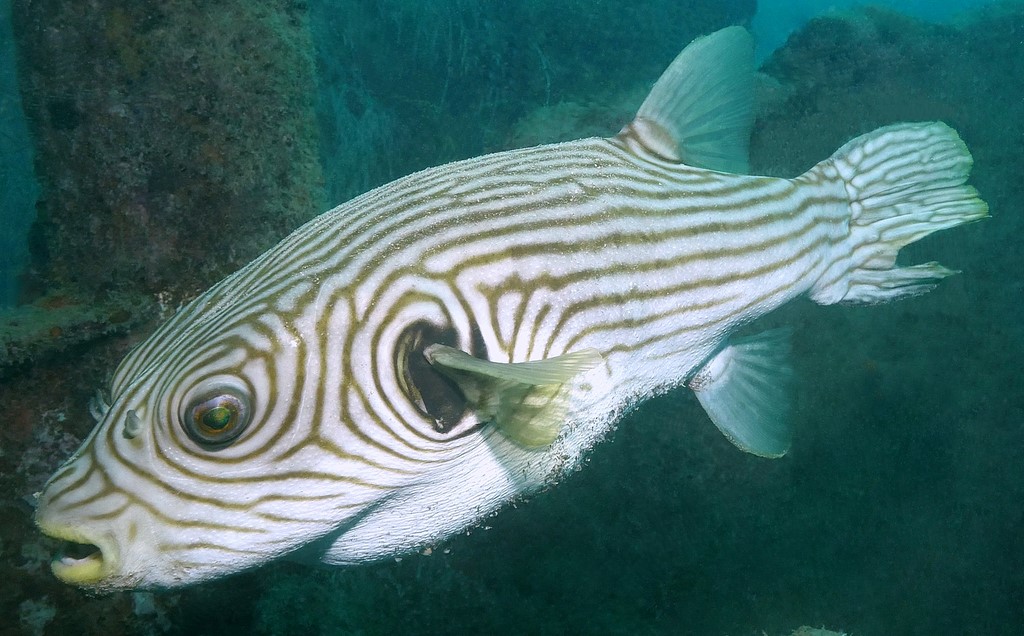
[1,0,324,371]
[13,0,324,298]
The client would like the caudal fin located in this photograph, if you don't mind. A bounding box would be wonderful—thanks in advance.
[807,122,988,305]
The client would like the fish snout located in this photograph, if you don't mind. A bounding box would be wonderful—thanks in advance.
[35,504,122,587]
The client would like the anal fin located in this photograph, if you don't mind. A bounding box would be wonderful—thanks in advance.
[688,329,794,458]
[424,345,603,448]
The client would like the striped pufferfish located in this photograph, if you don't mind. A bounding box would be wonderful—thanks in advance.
[35,27,987,590]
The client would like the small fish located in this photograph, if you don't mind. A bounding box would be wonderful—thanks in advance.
[35,27,987,590]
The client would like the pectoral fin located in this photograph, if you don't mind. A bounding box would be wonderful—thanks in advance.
[423,345,603,448]
[688,329,794,458]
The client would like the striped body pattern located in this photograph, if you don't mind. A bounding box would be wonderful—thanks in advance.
[35,28,987,590]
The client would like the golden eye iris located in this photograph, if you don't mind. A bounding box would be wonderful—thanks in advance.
[184,391,251,448]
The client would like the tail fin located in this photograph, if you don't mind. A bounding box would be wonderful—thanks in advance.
[807,122,988,305]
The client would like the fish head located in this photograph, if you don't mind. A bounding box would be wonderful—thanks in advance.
[32,305,348,585]
[31,275,514,590]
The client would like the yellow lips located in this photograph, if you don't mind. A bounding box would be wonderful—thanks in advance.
[35,519,117,586]
[51,548,106,585]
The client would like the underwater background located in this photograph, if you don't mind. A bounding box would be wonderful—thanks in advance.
[0,0,1021,634]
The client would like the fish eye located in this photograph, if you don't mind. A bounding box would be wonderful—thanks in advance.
[182,390,251,448]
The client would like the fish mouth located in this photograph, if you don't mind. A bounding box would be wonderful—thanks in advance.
[37,522,117,586]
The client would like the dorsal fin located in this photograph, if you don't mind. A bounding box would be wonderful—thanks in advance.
[617,26,755,173]
[424,345,603,448]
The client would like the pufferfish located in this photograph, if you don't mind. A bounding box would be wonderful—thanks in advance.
[34,26,987,590]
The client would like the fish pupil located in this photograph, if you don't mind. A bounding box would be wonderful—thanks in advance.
[202,404,234,431]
